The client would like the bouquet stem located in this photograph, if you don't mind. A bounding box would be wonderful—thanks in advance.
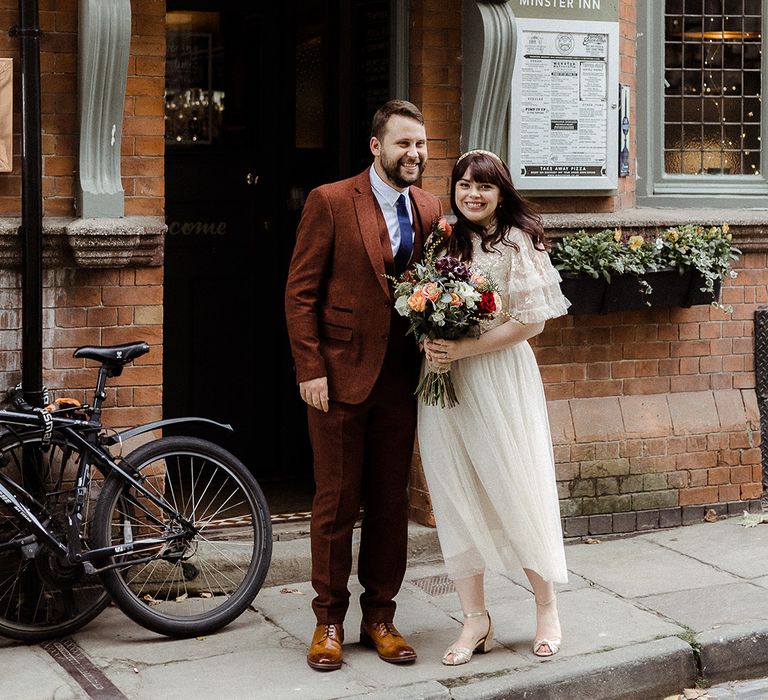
[416,360,458,408]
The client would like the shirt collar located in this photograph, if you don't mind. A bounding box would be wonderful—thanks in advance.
[369,164,409,206]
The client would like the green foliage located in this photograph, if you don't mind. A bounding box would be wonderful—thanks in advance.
[550,225,740,310]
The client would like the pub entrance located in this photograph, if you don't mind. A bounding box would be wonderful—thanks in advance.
[162,2,396,514]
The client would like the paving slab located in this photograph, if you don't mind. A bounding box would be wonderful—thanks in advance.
[566,536,739,597]
[74,605,268,667]
[645,519,768,579]
[0,644,81,700]
[639,582,768,632]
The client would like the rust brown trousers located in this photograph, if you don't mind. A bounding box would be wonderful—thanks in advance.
[285,170,441,624]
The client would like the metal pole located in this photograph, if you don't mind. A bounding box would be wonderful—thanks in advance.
[12,0,44,407]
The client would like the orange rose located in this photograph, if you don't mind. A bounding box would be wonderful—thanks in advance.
[449,292,463,307]
[439,218,452,238]
[422,282,441,302]
[407,291,427,312]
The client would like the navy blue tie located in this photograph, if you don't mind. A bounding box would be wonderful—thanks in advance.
[394,194,414,274]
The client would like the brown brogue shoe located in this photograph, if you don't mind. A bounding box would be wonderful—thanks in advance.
[360,621,417,663]
[307,623,344,671]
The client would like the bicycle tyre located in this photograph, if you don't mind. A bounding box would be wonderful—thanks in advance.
[0,433,110,641]
[93,435,272,637]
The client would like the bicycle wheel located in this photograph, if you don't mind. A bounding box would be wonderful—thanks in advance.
[0,433,110,641]
[93,435,272,637]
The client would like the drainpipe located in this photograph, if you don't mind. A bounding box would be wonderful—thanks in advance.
[11,1,44,407]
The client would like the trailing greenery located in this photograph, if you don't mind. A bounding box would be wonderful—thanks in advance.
[549,224,740,309]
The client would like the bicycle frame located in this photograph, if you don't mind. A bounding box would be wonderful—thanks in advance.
[0,408,222,575]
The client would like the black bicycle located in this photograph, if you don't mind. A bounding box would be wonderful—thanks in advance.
[0,341,272,641]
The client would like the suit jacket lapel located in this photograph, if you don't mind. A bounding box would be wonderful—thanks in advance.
[353,171,391,299]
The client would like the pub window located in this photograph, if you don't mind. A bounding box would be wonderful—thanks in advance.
[664,0,762,175]
[637,1,768,205]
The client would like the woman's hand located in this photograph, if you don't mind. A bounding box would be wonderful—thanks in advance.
[424,338,472,364]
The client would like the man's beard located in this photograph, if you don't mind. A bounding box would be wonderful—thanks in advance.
[381,155,426,188]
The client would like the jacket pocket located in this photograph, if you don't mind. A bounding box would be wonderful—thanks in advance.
[320,321,353,342]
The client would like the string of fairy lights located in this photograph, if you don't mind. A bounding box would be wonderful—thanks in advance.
[664,5,762,175]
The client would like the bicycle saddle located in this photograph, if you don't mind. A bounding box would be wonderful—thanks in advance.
[73,342,150,365]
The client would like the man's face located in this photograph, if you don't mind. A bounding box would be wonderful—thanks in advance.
[370,115,428,190]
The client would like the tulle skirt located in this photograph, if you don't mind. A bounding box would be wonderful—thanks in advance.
[418,341,568,583]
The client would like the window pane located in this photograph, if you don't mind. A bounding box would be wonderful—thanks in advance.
[663,0,762,175]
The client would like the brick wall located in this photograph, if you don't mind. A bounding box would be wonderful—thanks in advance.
[0,1,165,432]
[408,1,764,531]
[409,0,462,211]
[0,0,165,217]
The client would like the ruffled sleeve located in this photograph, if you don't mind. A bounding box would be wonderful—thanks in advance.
[507,230,571,323]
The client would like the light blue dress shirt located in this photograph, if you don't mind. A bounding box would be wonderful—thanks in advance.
[369,164,413,258]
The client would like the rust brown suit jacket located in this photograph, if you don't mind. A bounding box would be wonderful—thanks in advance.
[285,169,442,405]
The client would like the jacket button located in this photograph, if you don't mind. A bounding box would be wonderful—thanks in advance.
[382,334,389,341]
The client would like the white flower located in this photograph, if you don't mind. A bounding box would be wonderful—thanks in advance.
[394,295,411,317]
[453,282,481,308]
[430,310,446,326]
[655,237,664,250]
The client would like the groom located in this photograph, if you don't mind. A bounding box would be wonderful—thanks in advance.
[285,100,441,670]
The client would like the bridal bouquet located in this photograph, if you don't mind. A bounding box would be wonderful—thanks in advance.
[388,217,502,408]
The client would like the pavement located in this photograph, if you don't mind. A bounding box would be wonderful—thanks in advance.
[5,514,768,700]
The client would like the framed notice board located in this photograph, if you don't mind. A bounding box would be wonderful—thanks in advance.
[509,18,619,192]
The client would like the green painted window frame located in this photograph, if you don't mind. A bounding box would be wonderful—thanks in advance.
[636,3,768,208]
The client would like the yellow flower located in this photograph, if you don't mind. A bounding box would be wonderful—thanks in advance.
[726,233,732,241]
[722,223,730,234]
[628,235,644,251]
[613,228,622,243]
[665,228,679,242]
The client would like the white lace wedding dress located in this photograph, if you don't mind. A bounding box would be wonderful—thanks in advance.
[418,228,570,583]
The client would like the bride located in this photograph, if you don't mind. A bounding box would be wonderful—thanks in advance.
[419,149,570,665]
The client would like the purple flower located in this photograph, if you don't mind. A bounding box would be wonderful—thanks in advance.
[435,256,471,281]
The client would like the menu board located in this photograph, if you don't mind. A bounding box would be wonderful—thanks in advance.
[509,18,619,191]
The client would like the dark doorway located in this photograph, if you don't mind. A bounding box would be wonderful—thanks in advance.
[163,2,395,515]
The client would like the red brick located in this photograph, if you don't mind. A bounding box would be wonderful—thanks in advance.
[679,357,700,374]
[677,451,718,469]
[573,380,623,398]
[718,484,741,501]
[670,375,710,393]
[624,342,670,359]
[611,361,636,378]
[623,377,670,395]
[730,466,753,483]
[742,483,763,499]
[679,324,699,340]
[679,486,720,506]
[671,340,710,357]
[741,448,762,465]
[707,467,730,485]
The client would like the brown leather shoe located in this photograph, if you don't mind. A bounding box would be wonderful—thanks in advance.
[360,621,417,663]
[307,623,344,671]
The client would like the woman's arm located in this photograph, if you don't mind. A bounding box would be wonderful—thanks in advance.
[425,319,545,364]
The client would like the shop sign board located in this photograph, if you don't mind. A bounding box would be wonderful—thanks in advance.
[508,0,619,192]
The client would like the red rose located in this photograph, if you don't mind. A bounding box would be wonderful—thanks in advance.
[478,291,496,314]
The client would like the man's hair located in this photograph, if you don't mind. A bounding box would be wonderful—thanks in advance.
[370,100,425,140]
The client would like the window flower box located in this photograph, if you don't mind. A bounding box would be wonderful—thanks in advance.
[550,225,738,314]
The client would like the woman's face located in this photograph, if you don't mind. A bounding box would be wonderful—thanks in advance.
[454,171,501,229]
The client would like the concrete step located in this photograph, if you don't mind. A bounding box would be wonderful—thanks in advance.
[265,520,442,587]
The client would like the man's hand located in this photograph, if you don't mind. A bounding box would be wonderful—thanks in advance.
[299,376,330,413]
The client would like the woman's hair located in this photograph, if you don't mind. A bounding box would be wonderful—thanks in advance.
[445,150,544,260]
